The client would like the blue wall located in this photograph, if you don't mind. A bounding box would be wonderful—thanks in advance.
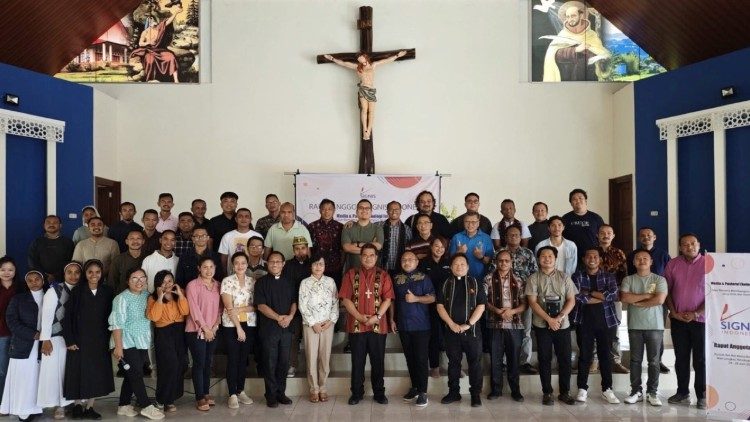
[634,47,750,253]
[0,62,93,274]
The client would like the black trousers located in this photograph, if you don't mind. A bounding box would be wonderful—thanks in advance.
[154,323,186,405]
[489,328,522,395]
[119,348,151,408]
[428,305,444,369]
[260,329,292,400]
[223,323,254,395]
[445,331,483,395]
[349,331,387,398]
[671,319,705,398]
[577,313,614,390]
[399,330,430,394]
[534,326,572,395]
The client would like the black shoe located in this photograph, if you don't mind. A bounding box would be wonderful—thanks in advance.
[558,393,576,405]
[403,388,418,401]
[82,407,102,420]
[487,390,502,400]
[277,395,293,405]
[470,395,482,407]
[374,395,388,405]
[266,398,278,408]
[343,342,351,353]
[441,393,461,404]
[511,392,524,402]
[71,404,84,420]
[659,362,670,374]
[348,395,362,405]
[415,393,429,407]
[542,393,554,405]
[19,414,39,422]
[520,363,538,374]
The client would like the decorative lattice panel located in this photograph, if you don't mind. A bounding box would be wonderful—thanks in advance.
[0,109,65,142]
[657,100,750,140]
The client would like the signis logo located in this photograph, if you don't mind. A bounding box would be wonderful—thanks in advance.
[719,303,750,331]
[359,187,376,199]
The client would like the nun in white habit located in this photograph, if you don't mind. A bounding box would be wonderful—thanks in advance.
[38,262,80,419]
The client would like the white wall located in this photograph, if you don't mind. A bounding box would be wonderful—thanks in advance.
[94,0,622,223]
[612,84,635,179]
[92,89,118,181]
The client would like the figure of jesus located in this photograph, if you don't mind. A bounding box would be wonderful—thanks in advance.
[324,50,406,140]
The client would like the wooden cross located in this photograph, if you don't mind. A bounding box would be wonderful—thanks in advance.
[317,6,415,174]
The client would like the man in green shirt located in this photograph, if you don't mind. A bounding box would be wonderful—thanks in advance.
[620,250,668,406]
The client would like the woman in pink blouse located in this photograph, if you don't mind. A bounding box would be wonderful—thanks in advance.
[185,257,222,411]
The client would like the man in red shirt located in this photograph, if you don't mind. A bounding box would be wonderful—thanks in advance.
[339,243,394,406]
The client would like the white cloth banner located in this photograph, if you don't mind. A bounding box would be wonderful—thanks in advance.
[705,253,750,420]
[295,174,441,224]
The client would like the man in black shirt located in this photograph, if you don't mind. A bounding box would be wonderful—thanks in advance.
[528,201,550,252]
[208,191,239,252]
[27,215,74,282]
[562,189,604,270]
[255,251,297,408]
[404,191,453,240]
[108,202,143,252]
[436,253,487,407]
[282,237,312,378]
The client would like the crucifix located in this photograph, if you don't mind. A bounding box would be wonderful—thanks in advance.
[364,288,373,300]
[317,6,415,174]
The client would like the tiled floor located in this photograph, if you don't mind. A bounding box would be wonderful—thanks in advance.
[23,393,708,421]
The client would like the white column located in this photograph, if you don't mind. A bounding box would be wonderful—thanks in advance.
[47,138,57,215]
[0,132,6,255]
[713,114,727,252]
[666,132,679,258]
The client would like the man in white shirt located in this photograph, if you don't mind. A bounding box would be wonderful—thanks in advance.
[219,208,262,274]
[141,230,179,292]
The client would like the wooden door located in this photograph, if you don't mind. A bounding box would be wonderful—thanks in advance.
[95,177,121,227]
[609,175,633,252]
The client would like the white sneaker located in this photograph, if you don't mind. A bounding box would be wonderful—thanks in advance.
[238,391,254,405]
[287,366,296,378]
[647,393,662,406]
[576,389,588,402]
[602,389,620,404]
[228,394,239,409]
[139,405,165,420]
[624,391,643,404]
[117,405,139,417]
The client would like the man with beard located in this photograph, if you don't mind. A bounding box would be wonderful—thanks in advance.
[404,191,452,240]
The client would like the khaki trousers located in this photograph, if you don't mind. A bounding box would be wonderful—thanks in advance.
[303,324,334,394]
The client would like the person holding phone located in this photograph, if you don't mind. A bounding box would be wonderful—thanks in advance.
[147,270,189,413]
[109,268,164,420]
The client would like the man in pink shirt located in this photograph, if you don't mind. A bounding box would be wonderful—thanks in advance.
[664,233,705,409]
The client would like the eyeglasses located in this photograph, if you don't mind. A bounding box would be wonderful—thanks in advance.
[192,235,209,239]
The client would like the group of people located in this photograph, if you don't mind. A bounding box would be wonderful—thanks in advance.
[0,188,706,419]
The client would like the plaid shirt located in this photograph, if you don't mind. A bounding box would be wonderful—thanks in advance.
[173,231,194,258]
[490,246,538,282]
[570,269,619,328]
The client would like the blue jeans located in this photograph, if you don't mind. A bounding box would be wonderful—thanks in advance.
[0,336,9,403]
[186,332,218,399]
[628,330,663,395]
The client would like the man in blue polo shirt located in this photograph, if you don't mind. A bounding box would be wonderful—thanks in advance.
[448,212,493,279]
[389,251,435,407]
